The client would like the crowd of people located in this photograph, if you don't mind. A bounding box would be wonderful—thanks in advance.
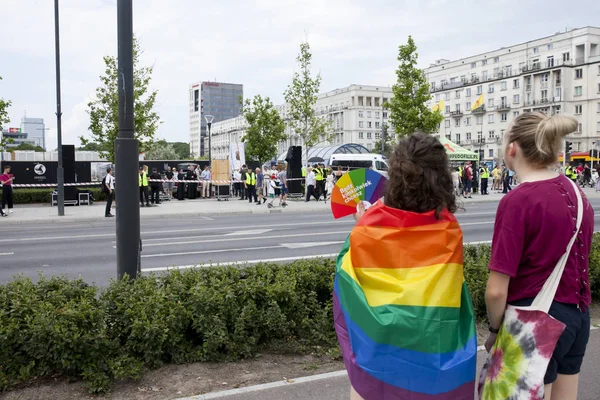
[123,156,599,217]
[127,162,356,210]
[452,160,599,199]
[453,163,518,198]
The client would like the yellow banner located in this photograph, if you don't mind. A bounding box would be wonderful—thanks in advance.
[431,99,445,112]
[471,94,484,111]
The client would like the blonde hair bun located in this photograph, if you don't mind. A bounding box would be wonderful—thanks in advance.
[509,112,577,167]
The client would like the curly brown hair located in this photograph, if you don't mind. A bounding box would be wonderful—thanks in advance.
[384,133,457,217]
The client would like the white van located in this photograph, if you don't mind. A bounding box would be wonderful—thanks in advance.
[329,154,389,177]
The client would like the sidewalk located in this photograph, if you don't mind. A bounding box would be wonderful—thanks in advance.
[3,187,599,225]
[181,330,600,400]
[0,196,325,225]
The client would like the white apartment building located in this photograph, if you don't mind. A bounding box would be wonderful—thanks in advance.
[209,85,394,164]
[425,26,600,164]
[276,84,394,157]
[209,104,296,161]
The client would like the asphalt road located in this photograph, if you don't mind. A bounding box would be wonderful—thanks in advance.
[2,198,600,287]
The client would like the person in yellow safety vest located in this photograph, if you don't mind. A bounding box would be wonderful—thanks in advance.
[301,166,307,178]
[314,163,325,201]
[480,165,490,195]
[565,163,578,182]
[245,169,258,203]
[139,166,150,207]
[458,165,463,192]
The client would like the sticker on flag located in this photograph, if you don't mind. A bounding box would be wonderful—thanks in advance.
[330,169,387,219]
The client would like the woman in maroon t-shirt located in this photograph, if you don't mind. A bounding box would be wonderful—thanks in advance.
[485,112,593,400]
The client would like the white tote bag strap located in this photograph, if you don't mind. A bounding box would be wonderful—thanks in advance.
[531,178,583,313]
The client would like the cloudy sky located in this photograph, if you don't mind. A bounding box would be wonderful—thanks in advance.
[1,0,598,148]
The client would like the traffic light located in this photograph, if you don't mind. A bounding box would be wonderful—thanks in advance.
[565,141,572,154]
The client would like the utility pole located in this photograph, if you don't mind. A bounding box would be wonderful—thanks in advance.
[381,93,385,157]
[115,0,140,279]
[54,0,64,216]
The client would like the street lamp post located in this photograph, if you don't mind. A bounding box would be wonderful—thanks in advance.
[205,115,214,166]
[54,0,65,217]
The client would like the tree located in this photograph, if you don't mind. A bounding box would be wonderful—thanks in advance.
[284,41,332,162]
[241,95,287,165]
[0,76,12,157]
[385,36,443,137]
[171,142,190,159]
[372,124,395,158]
[144,140,179,160]
[78,142,103,151]
[82,38,161,163]
[0,76,10,133]
[12,143,45,152]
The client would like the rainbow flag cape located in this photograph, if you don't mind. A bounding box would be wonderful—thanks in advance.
[333,201,477,400]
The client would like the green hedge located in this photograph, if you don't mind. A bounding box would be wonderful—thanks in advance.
[1,238,599,394]
[0,187,107,204]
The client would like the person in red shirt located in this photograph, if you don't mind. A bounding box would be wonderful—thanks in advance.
[0,165,14,215]
[485,113,592,400]
[462,162,473,198]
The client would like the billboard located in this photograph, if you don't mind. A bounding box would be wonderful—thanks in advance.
[230,142,245,172]
[0,161,91,185]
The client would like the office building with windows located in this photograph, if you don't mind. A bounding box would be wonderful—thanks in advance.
[20,116,46,149]
[209,84,394,164]
[188,81,243,157]
[275,84,394,160]
[1,128,36,149]
[425,26,600,164]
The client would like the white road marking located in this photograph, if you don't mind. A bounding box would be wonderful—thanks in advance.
[141,245,274,259]
[200,216,213,220]
[140,230,350,247]
[456,212,498,216]
[280,241,344,249]
[460,221,494,226]
[142,240,491,268]
[141,253,339,273]
[225,229,273,236]
[4,221,353,244]
[0,252,15,256]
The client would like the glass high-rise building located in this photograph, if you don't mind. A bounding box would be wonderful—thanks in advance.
[20,116,46,149]
[188,81,243,157]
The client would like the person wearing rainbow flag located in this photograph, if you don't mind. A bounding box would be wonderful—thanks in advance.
[333,133,477,400]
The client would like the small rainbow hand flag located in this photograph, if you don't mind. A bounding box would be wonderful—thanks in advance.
[333,201,477,400]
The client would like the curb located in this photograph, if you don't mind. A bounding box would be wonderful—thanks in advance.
[0,207,310,226]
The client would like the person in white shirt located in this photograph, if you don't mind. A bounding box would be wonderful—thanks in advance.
[104,167,115,217]
[233,169,242,198]
[305,167,318,202]
[325,168,335,203]
[200,166,211,198]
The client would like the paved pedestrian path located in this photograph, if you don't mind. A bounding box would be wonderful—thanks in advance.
[2,188,599,225]
[180,330,600,400]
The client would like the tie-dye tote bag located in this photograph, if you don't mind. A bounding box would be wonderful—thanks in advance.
[478,179,583,400]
